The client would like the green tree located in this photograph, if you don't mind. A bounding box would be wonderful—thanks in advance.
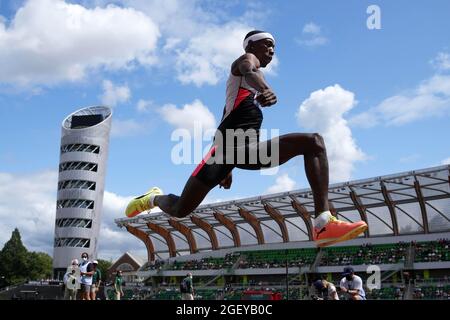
[28,252,53,280]
[96,259,112,282]
[0,228,29,286]
[0,229,53,287]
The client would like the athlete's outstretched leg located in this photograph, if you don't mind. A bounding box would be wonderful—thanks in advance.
[154,176,212,218]
[155,133,329,219]
[237,132,329,217]
[125,146,233,219]
[236,132,367,246]
[154,154,234,218]
[304,135,329,217]
[125,176,216,219]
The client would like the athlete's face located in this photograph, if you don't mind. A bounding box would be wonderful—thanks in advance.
[251,38,275,67]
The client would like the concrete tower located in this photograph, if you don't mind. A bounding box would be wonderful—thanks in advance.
[53,106,112,278]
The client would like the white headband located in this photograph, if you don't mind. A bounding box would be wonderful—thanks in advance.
[243,32,275,50]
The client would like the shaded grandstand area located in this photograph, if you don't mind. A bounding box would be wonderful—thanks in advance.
[120,237,450,300]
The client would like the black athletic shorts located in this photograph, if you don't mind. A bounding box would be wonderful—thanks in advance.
[192,96,276,188]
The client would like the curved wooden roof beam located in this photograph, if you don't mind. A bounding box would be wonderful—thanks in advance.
[414,179,429,234]
[190,215,219,250]
[125,225,155,262]
[290,197,314,241]
[238,207,265,245]
[349,190,370,237]
[146,222,177,257]
[263,203,289,242]
[380,182,400,236]
[213,210,241,247]
[169,218,198,254]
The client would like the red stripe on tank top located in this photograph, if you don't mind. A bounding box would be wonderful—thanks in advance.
[233,87,252,110]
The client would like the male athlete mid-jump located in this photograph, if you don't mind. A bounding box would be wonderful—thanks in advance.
[125,30,368,247]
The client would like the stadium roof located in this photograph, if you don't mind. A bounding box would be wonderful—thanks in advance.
[115,165,450,261]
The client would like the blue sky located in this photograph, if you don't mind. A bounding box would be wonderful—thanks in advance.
[1,0,449,260]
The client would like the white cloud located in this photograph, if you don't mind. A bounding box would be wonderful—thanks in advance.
[100,80,131,107]
[175,22,253,86]
[297,22,328,47]
[303,22,321,35]
[0,171,58,254]
[158,99,217,136]
[136,99,153,113]
[299,37,328,47]
[111,119,146,137]
[2,0,275,88]
[417,74,450,95]
[0,169,148,262]
[123,0,213,39]
[430,52,450,72]
[0,0,160,85]
[442,157,450,165]
[350,74,450,128]
[97,191,148,261]
[265,173,297,194]
[297,84,366,182]
[125,0,277,85]
[163,37,182,52]
[347,111,379,129]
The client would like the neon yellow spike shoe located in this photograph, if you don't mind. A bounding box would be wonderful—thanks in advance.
[125,187,163,218]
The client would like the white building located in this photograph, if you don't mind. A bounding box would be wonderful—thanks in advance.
[53,106,112,278]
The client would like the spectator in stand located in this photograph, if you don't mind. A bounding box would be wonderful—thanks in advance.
[340,267,366,300]
[79,252,94,300]
[63,259,79,300]
[395,287,403,300]
[114,270,124,300]
[90,260,101,300]
[313,279,339,300]
[413,288,424,299]
[180,273,195,300]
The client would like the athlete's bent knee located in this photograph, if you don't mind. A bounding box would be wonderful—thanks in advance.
[312,133,326,153]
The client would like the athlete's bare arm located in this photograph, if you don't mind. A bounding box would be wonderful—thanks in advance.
[231,53,277,107]
[219,171,232,189]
